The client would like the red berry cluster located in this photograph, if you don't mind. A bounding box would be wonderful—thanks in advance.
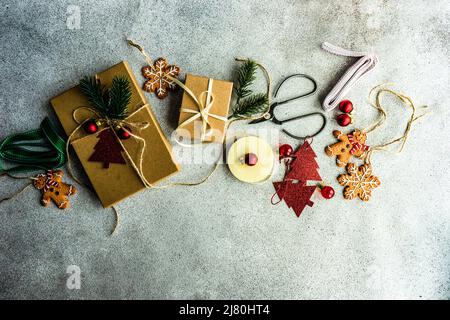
[83,120,131,140]
[336,100,353,127]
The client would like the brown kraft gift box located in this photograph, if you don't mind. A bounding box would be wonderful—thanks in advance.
[50,61,180,208]
[178,74,233,143]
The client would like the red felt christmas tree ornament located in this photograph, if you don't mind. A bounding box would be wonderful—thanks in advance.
[272,140,323,217]
[88,129,126,168]
[273,181,316,217]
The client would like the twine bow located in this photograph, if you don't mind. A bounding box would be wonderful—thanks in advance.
[67,104,152,189]
[176,78,228,143]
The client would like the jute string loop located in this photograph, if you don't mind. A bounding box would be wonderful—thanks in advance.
[362,84,429,164]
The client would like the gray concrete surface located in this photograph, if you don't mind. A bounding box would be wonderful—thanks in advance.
[0,0,449,299]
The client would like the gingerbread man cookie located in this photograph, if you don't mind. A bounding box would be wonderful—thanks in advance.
[325,129,369,167]
[33,170,77,209]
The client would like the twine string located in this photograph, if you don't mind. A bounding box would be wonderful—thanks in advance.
[0,172,38,205]
[362,84,429,164]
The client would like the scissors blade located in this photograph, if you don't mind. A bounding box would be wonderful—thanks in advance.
[249,116,269,124]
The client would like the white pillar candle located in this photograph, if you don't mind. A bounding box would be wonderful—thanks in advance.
[227,136,275,183]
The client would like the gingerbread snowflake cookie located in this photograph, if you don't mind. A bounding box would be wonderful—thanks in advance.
[325,129,370,167]
[141,57,180,99]
[337,163,380,201]
[33,170,77,209]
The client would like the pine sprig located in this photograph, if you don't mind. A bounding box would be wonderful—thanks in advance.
[79,76,108,116]
[232,93,269,118]
[235,60,257,101]
[79,76,131,120]
[108,76,131,120]
[230,59,269,119]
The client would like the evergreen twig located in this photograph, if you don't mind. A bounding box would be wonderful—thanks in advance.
[79,76,131,120]
[235,60,257,101]
[79,76,108,116]
[230,59,269,119]
[108,76,131,120]
[232,93,269,118]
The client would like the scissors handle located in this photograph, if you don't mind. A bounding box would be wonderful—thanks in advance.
[274,74,317,106]
[279,112,327,140]
[248,74,318,125]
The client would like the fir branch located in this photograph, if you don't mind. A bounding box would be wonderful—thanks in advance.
[79,76,108,116]
[79,76,131,120]
[232,93,269,118]
[235,60,257,101]
[108,76,131,120]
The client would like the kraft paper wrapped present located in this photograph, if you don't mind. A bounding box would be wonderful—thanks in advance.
[177,74,233,143]
[50,61,180,207]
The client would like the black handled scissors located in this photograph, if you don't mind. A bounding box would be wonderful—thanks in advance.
[249,74,326,140]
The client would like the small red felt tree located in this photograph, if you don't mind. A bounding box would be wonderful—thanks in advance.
[286,140,321,182]
[273,140,322,217]
[88,129,126,168]
[273,181,317,217]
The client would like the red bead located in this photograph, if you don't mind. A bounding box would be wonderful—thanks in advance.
[336,113,352,127]
[117,127,131,140]
[83,120,98,134]
[244,153,258,166]
[279,144,293,159]
[339,100,353,113]
[321,186,335,199]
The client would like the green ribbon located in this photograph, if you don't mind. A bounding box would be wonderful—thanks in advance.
[0,117,67,174]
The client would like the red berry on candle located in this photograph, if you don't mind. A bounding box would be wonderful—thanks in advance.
[336,113,352,127]
[83,120,98,134]
[117,127,131,140]
[244,153,258,166]
[320,186,335,199]
[279,144,293,159]
[339,100,353,113]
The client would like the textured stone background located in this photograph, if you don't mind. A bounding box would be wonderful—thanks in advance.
[0,0,449,299]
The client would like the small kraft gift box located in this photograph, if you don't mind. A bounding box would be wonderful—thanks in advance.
[177,74,233,143]
[51,61,180,207]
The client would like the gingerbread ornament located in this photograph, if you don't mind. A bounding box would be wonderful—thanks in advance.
[33,170,77,209]
[325,129,369,167]
[337,163,380,201]
[141,57,180,99]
